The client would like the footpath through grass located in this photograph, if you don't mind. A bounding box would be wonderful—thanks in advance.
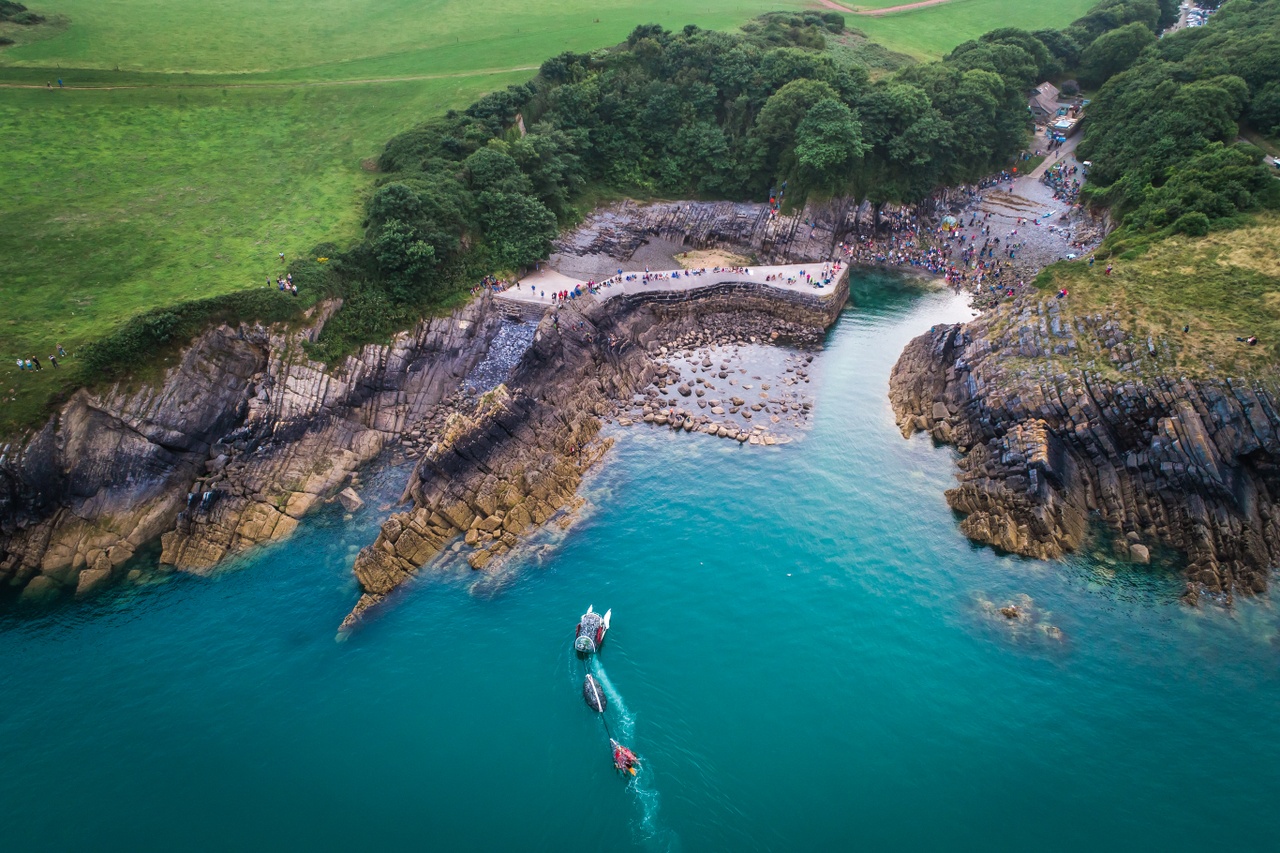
[854,0,1097,59]
[0,0,1096,437]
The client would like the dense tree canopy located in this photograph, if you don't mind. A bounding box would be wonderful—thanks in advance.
[1078,0,1280,240]
[1078,21,1157,88]
[317,10,1042,354]
[303,0,1279,358]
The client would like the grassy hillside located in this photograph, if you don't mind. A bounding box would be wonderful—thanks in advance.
[0,0,1096,435]
[0,74,526,432]
[1,0,804,75]
[1034,214,1280,378]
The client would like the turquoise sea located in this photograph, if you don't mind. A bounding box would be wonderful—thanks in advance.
[3,273,1278,852]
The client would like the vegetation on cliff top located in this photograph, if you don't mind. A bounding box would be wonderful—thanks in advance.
[1078,0,1280,243]
[1031,0,1280,375]
[1035,213,1280,376]
[305,12,1060,361]
[0,0,1096,437]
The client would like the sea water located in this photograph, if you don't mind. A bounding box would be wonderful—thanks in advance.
[2,272,1278,852]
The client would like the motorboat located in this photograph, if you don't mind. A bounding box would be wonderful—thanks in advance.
[611,739,638,776]
[574,605,610,655]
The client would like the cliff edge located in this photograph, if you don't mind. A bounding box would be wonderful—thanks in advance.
[889,297,1280,602]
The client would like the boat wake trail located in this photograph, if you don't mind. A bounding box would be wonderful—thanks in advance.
[592,664,681,853]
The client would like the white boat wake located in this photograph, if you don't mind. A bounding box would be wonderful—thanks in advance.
[591,664,681,853]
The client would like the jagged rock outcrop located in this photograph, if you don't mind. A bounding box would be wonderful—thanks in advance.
[890,298,1280,601]
[554,198,933,265]
[343,276,849,631]
[0,298,503,599]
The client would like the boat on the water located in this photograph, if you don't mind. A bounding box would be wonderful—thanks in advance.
[611,739,639,776]
[574,605,610,655]
[583,673,607,712]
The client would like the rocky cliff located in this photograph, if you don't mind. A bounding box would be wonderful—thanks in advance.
[889,298,1280,602]
[0,298,502,600]
[344,276,848,631]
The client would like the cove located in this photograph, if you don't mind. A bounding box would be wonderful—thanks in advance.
[1,272,1277,852]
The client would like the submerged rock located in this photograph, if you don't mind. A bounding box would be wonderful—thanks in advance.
[336,488,365,514]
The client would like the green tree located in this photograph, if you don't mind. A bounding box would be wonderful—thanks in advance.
[1079,21,1157,88]
[1249,81,1280,136]
[465,145,533,195]
[372,219,438,300]
[979,28,1058,80]
[794,98,868,194]
[748,78,841,183]
[477,192,557,270]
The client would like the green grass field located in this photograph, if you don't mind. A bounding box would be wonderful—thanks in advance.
[0,0,1094,435]
[1034,214,1280,378]
[852,0,1097,59]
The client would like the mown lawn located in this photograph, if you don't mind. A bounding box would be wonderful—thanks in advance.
[2,0,805,76]
[0,74,526,433]
[854,0,1097,59]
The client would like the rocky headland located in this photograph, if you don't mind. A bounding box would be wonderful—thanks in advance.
[5,189,1269,621]
[889,298,1280,602]
[343,265,848,631]
[0,200,852,617]
[0,298,504,600]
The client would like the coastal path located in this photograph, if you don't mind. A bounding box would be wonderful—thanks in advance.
[496,263,845,310]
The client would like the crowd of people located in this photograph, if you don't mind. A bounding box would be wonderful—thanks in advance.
[1041,160,1082,204]
[470,275,512,296]
[271,273,298,296]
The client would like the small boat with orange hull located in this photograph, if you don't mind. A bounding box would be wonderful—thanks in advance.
[611,739,639,776]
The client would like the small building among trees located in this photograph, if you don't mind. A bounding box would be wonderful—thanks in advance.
[1029,82,1062,120]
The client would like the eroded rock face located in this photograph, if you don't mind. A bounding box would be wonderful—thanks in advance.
[556,198,912,266]
[0,325,267,595]
[0,298,503,599]
[890,299,1280,602]
[343,279,849,631]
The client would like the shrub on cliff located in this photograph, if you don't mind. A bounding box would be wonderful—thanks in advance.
[0,1,44,25]
[82,291,304,378]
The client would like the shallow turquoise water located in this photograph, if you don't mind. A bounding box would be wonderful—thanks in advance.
[3,273,1279,852]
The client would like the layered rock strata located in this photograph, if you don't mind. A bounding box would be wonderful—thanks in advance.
[344,277,848,630]
[890,298,1280,601]
[0,299,502,599]
[555,199,894,266]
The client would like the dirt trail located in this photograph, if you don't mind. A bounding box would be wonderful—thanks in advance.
[0,65,539,91]
[815,0,955,16]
